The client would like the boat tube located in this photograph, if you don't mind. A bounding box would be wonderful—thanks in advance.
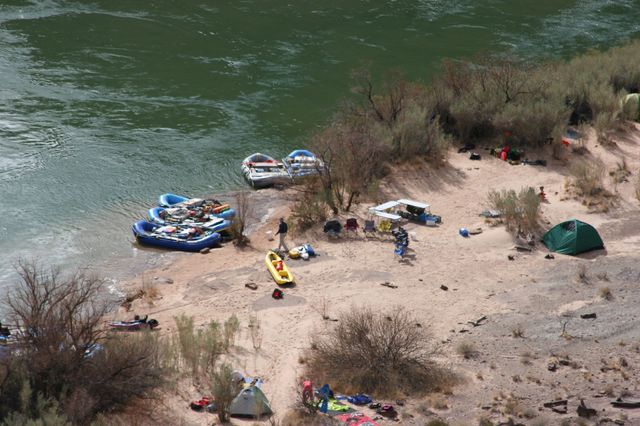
[157,194,235,219]
[132,220,221,252]
[241,153,291,188]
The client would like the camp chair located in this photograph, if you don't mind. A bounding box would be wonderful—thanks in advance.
[363,220,376,236]
[377,220,391,233]
[324,220,342,240]
[344,218,359,233]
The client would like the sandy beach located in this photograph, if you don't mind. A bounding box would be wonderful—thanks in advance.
[118,125,640,425]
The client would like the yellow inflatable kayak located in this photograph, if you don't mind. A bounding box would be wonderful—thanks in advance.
[265,250,294,285]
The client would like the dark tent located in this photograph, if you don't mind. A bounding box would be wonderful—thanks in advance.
[542,219,604,255]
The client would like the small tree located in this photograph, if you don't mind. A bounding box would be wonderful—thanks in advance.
[211,363,238,424]
[231,191,251,247]
[351,66,407,127]
[1,261,164,424]
[312,110,389,212]
[487,186,541,235]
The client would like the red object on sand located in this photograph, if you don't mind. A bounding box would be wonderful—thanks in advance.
[190,396,212,411]
[337,412,379,425]
[302,380,313,405]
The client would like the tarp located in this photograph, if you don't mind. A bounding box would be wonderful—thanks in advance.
[229,386,272,417]
[369,210,402,221]
[542,219,604,255]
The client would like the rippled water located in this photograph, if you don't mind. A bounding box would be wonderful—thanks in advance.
[1,0,639,286]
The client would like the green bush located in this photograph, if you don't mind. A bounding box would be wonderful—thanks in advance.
[211,363,238,424]
[570,158,606,196]
[171,314,232,378]
[392,101,451,162]
[487,186,541,235]
[289,187,329,232]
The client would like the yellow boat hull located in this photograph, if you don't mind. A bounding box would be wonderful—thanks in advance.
[265,251,294,285]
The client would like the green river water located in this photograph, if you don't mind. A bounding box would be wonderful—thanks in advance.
[1,0,639,288]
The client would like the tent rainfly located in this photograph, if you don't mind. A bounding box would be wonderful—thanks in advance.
[542,219,604,255]
[229,386,273,417]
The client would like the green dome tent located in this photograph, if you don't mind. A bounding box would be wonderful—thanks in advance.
[542,219,604,255]
[621,93,640,121]
[229,386,272,417]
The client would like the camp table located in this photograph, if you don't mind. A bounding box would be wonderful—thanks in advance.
[397,199,430,213]
[368,209,403,234]
[371,200,401,212]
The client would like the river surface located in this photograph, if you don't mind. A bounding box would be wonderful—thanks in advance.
[1,0,639,288]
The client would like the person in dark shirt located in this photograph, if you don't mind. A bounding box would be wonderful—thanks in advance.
[275,218,289,251]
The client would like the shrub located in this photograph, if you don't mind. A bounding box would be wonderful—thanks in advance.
[487,186,541,235]
[289,185,328,232]
[493,97,569,146]
[599,287,613,301]
[456,342,478,359]
[211,363,238,424]
[171,314,231,379]
[280,409,341,426]
[1,261,164,424]
[570,158,606,196]
[511,325,525,338]
[576,264,590,284]
[305,307,454,397]
[231,191,251,247]
[248,314,263,351]
[223,314,240,350]
[312,108,391,212]
[392,101,451,162]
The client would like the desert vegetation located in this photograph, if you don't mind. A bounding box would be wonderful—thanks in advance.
[231,190,251,247]
[291,40,640,222]
[304,307,456,397]
[0,262,164,424]
[0,262,249,425]
[487,186,541,236]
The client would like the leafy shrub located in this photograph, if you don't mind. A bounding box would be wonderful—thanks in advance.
[289,185,329,232]
[305,307,455,397]
[487,186,541,234]
[570,158,606,196]
[169,314,240,379]
[392,101,451,162]
[211,363,238,424]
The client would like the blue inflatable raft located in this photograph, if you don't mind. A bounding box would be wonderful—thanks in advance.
[157,193,235,219]
[148,207,232,233]
[132,220,221,252]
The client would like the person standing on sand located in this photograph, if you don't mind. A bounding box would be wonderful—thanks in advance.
[275,217,289,251]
